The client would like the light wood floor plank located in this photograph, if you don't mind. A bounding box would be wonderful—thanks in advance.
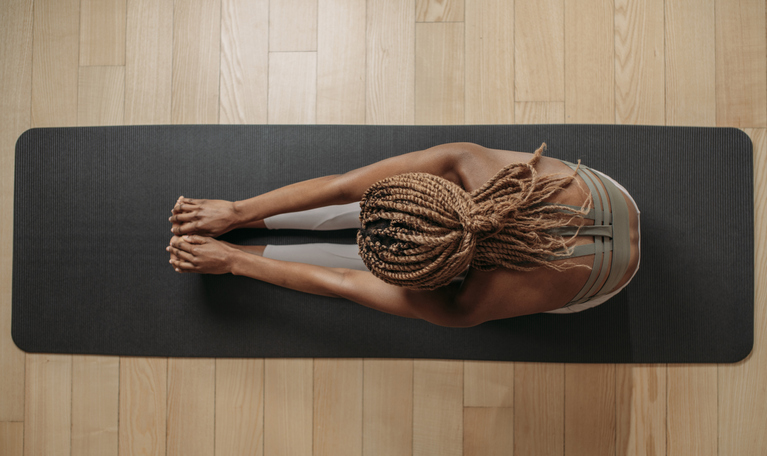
[166,359,215,456]
[216,359,264,456]
[515,363,565,456]
[31,0,80,128]
[269,0,318,52]
[268,52,317,124]
[172,0,221,124]
[125,0,173,124]
[718,128,767,456]
[71,356,119,456]
[79,0,126,66]
[366,0,415,125]
[415,23,465,125]
[564,0,615,123]
[465,0,514,124]
[0,0,32,423]
[363,359,413,456]
[317,0,366,124]
[0,422,24,456]
[78,66,125,126]
[264,359,313,456]
[463,407,514,456]
[314,359,363,456]
[24,354,72,456]
[616,365,666,456]
[565,364,616,456]
[614,0,664,125]
[515,0,564,102]
[413,360,463,456]
[715,0,767,127]
[664,0,715,126]
[416,0,464,22]
[119,357,167,456]
[515,102,566,125]
[220,0,268,124]
[464,361,513,407]
[667,365,717,456]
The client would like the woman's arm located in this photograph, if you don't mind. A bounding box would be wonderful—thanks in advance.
[171,143,482,236]
[168,235,479,328]
[232,142,473,225]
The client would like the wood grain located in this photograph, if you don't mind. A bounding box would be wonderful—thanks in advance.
[166,359,215,456]
[413,360,463,456]
[363,359,414,456]
[366,0,415,125]
[216,359,265,456]
[317,0,366,124]
[270,0,318,52]
[119,357,167,456]
[415,22,465,125]
[715,0,767,127]
[0,422,23,456]
[464,361,513,407]
[515,0,564,102]
[515,363,565,456]
[614,0,664,124]
[416,0,464,22]
[125,0,173,125]
[515,102,566,124]
[465,0,514,124]
[268,52,317,124]
[79,0,126,66]
[616,365,666,456]
[565,365,616,456]
[564,0,615,123]
[667,365,717,456]
[314,359,363,456]
[220,0,268,124]
[78,66,125,126]
[264,359,313,455]
[463,407,514,456]
[0,0,32,423]
[71,356,119,456]
[24,355,72,456]
[31,0,80,127]
[664,0,715,126]
[171,0,221,124]
[718,128,767,456]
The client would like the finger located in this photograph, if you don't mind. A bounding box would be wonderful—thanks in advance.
[169,246,196,263]
[173,200,199,214]
[169,212,198,224]
[170,259,196,272]
[169,237,193,252]
[183,234,207,244]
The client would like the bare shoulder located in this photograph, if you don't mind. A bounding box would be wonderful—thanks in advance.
[443,143,575,192]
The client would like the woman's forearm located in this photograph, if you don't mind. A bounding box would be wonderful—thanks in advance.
[232,174,349,228]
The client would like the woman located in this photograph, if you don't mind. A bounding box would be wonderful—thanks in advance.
[167,142,640,327]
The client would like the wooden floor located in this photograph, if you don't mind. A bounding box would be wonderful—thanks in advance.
[1,0,766,455]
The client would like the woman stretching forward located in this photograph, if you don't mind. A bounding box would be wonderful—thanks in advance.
[167,142,640,327]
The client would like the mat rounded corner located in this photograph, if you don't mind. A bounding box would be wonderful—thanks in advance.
[10,321,35,354]
[15,127,44,155]
[725,127,754,148]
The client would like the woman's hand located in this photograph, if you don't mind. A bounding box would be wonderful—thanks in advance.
[170,196,241,237]
[167,235,240,275]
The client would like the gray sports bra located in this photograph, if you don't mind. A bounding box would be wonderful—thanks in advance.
[548,162,633,307]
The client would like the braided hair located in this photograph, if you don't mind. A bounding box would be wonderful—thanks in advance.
[356,144,590,290]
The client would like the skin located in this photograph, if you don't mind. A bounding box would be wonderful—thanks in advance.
[167,142,640,327]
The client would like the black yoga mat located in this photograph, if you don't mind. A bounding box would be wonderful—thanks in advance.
[12,125,754,363]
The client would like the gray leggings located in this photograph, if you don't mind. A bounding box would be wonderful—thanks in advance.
[262,203,368,271]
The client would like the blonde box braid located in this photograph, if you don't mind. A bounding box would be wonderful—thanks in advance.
[356,144,591,290]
